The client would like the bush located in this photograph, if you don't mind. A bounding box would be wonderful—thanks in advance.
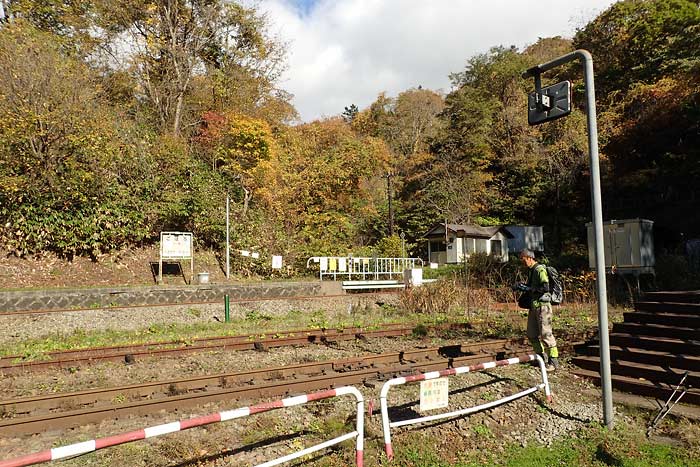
[399,280,465,314]
[423,254,521,290]
[2,197,149,259]
[422,254,598,304]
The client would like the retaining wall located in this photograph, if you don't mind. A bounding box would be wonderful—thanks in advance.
[0,282,331,313]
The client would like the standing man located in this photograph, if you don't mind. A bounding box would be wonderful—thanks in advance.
[516,249,559,371]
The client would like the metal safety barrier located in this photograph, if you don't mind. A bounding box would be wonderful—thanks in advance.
[306,256,423,280]
[379,354,551,461]
[0,386,365,467]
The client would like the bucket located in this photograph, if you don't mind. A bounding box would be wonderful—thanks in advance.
[197,272,210,284]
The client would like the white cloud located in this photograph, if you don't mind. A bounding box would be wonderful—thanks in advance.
[258,0,618,122]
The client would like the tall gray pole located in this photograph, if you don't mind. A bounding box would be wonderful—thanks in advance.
[523,49,613,428]
[226,194,230,279]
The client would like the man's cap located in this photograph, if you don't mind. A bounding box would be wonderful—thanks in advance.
[519,249,535,258]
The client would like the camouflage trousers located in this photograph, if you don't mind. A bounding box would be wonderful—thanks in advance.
[527,302,558,357]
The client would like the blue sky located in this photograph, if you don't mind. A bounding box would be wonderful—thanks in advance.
[287,0,318,16]
[258,0,619,122]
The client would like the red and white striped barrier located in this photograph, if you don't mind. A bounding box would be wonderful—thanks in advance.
[0,386,365,467]
[380,354,551,461]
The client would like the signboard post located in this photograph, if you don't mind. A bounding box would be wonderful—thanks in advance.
[159,232,194,284]
[522,49,613,428]
[226,194,230,279]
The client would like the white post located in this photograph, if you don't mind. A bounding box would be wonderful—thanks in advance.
[226,194,230,279]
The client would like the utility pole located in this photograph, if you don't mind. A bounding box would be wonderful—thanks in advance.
[226,193,230,279]
[387,173,394,236]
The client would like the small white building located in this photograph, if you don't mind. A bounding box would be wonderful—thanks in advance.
[424,223,513,265]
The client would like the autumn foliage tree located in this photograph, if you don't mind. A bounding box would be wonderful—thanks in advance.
[269,119,390,258]
[0,0,698,272]
[196,110,274,217]
[0,21,149,258]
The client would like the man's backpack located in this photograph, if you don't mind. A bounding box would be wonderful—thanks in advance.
[535,264,563,305]
[545,265,563,305]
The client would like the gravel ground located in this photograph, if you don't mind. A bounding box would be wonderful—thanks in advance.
[0,355,609,467]
[0,324,608,466]
[0,294,400,345]
[0,297,687,467]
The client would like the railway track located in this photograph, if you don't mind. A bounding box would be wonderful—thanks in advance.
[0,323,471,375]
[0,339,527,436]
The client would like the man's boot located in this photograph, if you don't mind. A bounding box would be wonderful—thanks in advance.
[546,356,559,372]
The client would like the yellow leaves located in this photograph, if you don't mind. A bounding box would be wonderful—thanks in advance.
[0,175,27,194]
[212,112,274,175]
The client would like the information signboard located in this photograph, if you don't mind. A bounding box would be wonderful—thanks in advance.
[159,232,193,284]
[161,232,192,259]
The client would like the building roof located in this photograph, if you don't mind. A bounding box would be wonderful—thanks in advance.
[423,223,514,240]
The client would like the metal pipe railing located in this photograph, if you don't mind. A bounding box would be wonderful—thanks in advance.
[306,256,423,280]
[379,354,551,461]
[0,386,365,467]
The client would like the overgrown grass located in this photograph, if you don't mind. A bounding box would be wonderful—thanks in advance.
[0,304,460,360]
[390,422,700,466]
[1,288,618,361]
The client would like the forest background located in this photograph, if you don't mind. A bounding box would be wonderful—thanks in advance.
[0,0,698,288]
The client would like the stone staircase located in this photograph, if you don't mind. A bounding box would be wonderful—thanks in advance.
[573,290,700,405]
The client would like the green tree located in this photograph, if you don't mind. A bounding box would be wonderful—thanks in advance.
[0,21,149,257]
[574,0,700,95]
[342,104,358,123]
[574,0,700,245]
[351,88,444,241]
[98,0,289,134]
[429,44,590,242]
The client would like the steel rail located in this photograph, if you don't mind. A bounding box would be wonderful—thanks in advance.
[0,340,526,436]
[0,323,428,374]
[0,323,475,374]
[1,339,515,415]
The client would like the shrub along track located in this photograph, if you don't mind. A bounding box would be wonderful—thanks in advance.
[0,338,527,437]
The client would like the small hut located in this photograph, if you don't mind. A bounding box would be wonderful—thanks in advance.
[424,223,513,265]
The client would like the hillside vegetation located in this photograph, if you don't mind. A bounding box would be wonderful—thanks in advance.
[0,0,698,277]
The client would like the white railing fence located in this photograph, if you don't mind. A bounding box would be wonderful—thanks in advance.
[306,256,423,280]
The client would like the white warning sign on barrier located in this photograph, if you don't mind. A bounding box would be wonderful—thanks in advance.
[419,377,449,411]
